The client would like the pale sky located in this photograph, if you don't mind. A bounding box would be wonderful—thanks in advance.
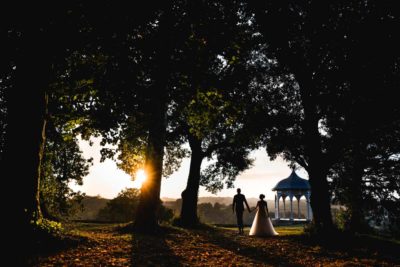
[70,137,308,200]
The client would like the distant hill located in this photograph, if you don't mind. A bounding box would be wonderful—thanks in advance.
[73,195,330,222]
[162,197,262,207]
[161,196,313,225]
[160,197,176,203]
[198,197,261,206]
[161,196,323,216]
[71,195,110,220]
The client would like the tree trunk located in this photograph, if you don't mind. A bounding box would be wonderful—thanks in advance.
[133,5,174,233]
[180,135,204,227]
[347,144,366,233]
[134,88,167,232]
[298,73,334,233]
[348,169,365,232]
[5,78,48,222]
[290,78,335,233]
[345,76,368,233]
[251,2,334,234]
[3,30,49,257]
[307,165,333,232]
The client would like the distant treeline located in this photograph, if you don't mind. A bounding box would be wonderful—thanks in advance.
[164,198,310,225]
[70,196,109,221]
[71,194,319,225]
[71,189,173,223]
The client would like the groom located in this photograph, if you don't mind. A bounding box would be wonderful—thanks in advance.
[232,188,251,234]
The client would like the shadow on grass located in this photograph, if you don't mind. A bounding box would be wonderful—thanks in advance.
[122,223,400,266]
[129,226,184,267]
[193,225,297,266]
[22,229,87,266]
[318,233,400,262]
[195,225,400,265]
[299,229,400,264]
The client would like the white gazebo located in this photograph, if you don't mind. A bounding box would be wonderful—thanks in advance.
[272,169,312,221]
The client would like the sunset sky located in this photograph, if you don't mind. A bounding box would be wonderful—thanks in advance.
[71,137,309,200]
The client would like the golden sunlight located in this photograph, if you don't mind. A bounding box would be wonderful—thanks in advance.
[133,169,147,189]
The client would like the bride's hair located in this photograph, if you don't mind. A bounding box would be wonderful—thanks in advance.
[259,194,265,200]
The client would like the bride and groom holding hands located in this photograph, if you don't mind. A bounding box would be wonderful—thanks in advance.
[232,188,278,236]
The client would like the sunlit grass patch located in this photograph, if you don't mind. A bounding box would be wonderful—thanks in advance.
[274,225,304,236]
[217,224,305,236]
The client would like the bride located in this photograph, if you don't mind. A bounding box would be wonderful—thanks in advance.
[249,194,278,236]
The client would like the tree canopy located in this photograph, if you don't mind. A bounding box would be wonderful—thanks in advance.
[1,2,400,256]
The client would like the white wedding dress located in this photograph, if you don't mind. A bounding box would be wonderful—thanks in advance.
[249,200,278,236]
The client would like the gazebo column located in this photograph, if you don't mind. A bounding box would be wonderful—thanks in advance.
[306,191,312,221]
[283,196,286,219]
[289,193,294,221]
[277,192,281,219]
[297,195,301,219]
[274,194,278,219]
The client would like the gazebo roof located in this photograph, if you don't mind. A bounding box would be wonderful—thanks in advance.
[272,170,310,191]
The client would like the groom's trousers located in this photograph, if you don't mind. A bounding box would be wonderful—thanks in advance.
[236,210,244,228]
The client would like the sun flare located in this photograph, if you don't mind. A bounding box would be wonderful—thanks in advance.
[133,169,147,189]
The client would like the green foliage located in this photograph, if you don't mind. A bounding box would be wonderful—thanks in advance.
[333,208,349,231]
[32,217,63,236]
[97,188,174,223]
[197,202,258,225]
[248,0,400,232]
[112,137,147,178]
[158,204,174,224]
[200,147,254,193]
[186,90,228,140]
[330,123,400,234]
[2,0,400,242]
[378,200,400,238]
[97,188,140,222]
[163,143,190,178]
[69,195,109,220]
[170,200,262,226]
[40,123,91,219]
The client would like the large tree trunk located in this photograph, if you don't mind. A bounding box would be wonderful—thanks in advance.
[5,78,48,223]
[134,87,167,232]
[344,73,369,233]
[348,166,365,232]
[251,0,334,235]
[297,74,334,233]
[346,143,366,233]
[180,135,204,227]
[307,164,333,232]
[133,5,174,233]
[3,29,49,257]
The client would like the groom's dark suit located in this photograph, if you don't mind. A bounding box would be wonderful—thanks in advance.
[233,191,250,234]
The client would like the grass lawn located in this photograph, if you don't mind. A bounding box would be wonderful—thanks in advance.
[220,224,305,236]
[32,222,400,266]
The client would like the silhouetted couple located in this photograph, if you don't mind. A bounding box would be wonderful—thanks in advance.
[233,188,278,236]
